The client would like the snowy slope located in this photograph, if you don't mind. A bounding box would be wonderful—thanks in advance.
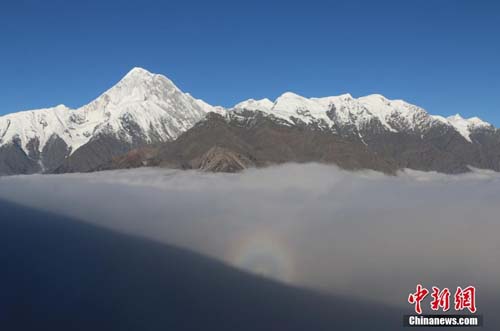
[0,67,219,156]
[234,98,274,112]
[0,104,74,154]
[233,92,494,140]
[443,114,491,142]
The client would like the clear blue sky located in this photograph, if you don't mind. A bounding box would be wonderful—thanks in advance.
[1,0,499,125]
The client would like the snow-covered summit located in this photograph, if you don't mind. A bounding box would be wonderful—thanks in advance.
[233,92,493,141]
[234,98,274,112]
[0,67,219,156]
[444,114,492,142]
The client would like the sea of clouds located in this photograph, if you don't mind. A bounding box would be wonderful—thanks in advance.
[1,164,499,308]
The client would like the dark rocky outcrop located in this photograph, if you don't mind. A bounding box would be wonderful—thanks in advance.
[196,146,255,172]
[54,134,137,174]
[0,135,70,176]
[41,135,71,172]
[0,141,40,176]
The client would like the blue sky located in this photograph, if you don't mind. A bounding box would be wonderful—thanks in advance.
[1,0,499,125]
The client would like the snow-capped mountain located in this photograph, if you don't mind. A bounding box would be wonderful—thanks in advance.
[440,114,492,142]
[0,67,498,175]
[233,92,493,141]
[0,67,218,156]
[0,68,221,174]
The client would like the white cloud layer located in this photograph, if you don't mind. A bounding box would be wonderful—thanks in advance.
[1,164,499,307]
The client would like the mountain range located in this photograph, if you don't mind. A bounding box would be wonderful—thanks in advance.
[1,67,499,175]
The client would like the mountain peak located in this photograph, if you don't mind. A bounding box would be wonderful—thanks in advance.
[55,104,69,110]
[445,114,492,142]
[366,93,387,99]
[448,114,465,121]
[467,117,490,127]
[125,67,154,77]
[117,67,159,86]
[358,94,391,105]
[277,91,305,100]
[112,67,151,87]
[446,114,490,127]
[234,98,274,111]
[97,67,181,107]
[338,93,353,99]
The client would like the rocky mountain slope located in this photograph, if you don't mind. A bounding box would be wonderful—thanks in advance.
[1,67,499,175]
[105,112,398,173]
[106,109,500,174]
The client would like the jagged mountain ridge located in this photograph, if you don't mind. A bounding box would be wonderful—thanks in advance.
[0,67,498,175]
[234,92,493,142]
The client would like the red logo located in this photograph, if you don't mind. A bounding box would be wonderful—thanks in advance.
[431,287,451,312]
[408,285,476,314]
[454,286,477,313]
[408,284,429,314]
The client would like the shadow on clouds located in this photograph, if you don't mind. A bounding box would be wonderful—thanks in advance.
[1,164,499,314]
